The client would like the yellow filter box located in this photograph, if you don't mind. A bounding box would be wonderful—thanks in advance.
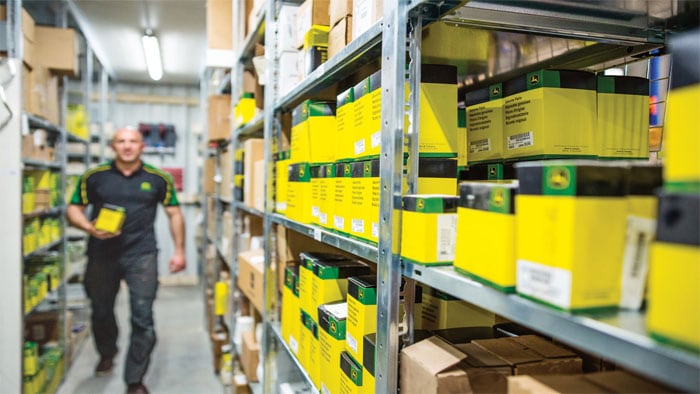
[234,174,244,202]
[300,252,357,320]
[454,181,518,292]
[421,22,491,75]
[336,87,356,161]
[312,259,372,322]
[401,195,459,265]
[355,159,380,243]
[460,162,515,181]
[94,204,126,234]
[458,107,467,167]
[282,264,301,357]
[597,76,649,159]
[310,164,324,225]
[340,351,368,394]
[349,161,367,240]
[234,93,256,128]
[287,162,312,223]
[299,310,320,389]
[416,157,458,195]
[291,100,336,164]
[334,162,353,234]
[352,71,382,159]
[415,64,459,157]
[466,83,504,163]
[620,164,662,310]
[362,334,376,394]
[346,275,376,364]
[318,302,348,394]
[503,69,597,160]
[319,163,337,229]
[515,161,629,311]
[420,287,496,330]
[275,151,291,214]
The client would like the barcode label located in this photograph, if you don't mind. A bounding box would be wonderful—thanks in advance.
[312,206,320,217]
[334,215,345,230]
[355,139,366,155]
[352,219,365,234]
[289,335,299,354]
[436,214,457,261]
[276,202,287,211]
[372,222,379,239]
[314,228,322,241]
[620,216,656,310]
[517,259,571,309]
[319,212,328,225]
[507,131,534,150]
[347,332,358,352]
[469,138,491,153]
[371,131,381,148]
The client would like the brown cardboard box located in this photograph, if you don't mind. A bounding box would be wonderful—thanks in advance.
[243,139,264,208]
[220,148,233,199]
[507,371,676,394]
[207,0,232,50]
[203,156,216,194]
[25,312,59,345]
[208,94,232,141]
[252,159,265,212]
[472,335,582,376]
[22,65,32,111]
[330,0,353,28]
[28,66,59,124]
[34,26,79,77]
[328,16,352,59]
[22,133,34,159]
[243,70,257,95]
[0,6,35,67]
[352,0,382,39]
[296,0,330,48]
[237,249,264,313]
[241,330,260,382]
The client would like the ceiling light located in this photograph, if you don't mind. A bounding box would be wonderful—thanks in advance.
[141,31,163,81]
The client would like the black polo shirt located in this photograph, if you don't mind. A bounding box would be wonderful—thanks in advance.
[70,161,179,259]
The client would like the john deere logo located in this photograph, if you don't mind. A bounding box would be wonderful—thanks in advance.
[529,74,540,85]
[364,164,370,173]
[417,199,425,210]
[492,86,500,96]
[140,182,152,191]
[358,289,364,299]
[489,167,497,176]
[492,189,505,208]
[344,166,351,176]
[299,167,305,177]
[330,321,337,333]
[327,167,332,176]
[351,370,358,380]
[548,167,571,190]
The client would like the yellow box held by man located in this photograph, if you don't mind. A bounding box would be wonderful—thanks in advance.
[334,162,353,235]
[503,70,597,160]
[596,76,649,159]
[281,264,301,357]
[287,162,312,223]
[94,204,126,234]
[319,302,348,394]
[647,192,700,352]
[336,87,355,161]
[466,83,504,164]
[515,161,629,311]
[291,100,336,164]
[346,275,376,365]
[454,180,519,292]
[401,195,459,266]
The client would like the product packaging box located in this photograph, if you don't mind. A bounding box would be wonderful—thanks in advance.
[34,26,79,77]
[466,83,504,164]
[401,195,458,265]
[243,139,264,209]
[336,87,356,161]
[279,50,302,97]
[310,164,324,225]
[318,302,348,394]
[207,94,232,141]
[507,370,676,394]
[362,334,376,393]
[346,275,376,364]
[515,161,628,310]
[237,249,265,313]
[330,0,353,28]
[300,34,329,77]
[234,93,256,129]
[352,0,382,39]
[275,151,291,214]
[296,0,330,49]
[291,100,336,164]
[312,259,372,322]
[460,162,516,181]
[420,287,496,330]
[647,192,699,351]
[282,265,301,356]
[417,64,459,157]
[94,204,126,234]
[340,351,367,394]
[503,70,597,160]
[415,157,458,195]
[328,16,353,59]
[206,0,232,50]
[458,107,467,168]
[349,160,379,242]
[298,252,354,320]
[286,162,312,223]
[597,76,649,159]
[300,310,321,389]
[352,71,382,159]
[241,330,259,382]
[421,22,491,75]
[0,6,35,68]
[334,162,353,234]
[454,181,518,292]
[318,163,337,229]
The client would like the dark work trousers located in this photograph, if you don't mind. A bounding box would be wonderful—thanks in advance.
[84,253,159,384]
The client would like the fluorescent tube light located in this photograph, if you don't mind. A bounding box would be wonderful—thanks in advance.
[141,32,163,81]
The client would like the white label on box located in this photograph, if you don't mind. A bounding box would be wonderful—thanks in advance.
[507,131,534,150]
[354,139,366,155]
[352,218,365,234]
[372,222,379,239]
[620,216,656,310]
[334,215,345,230]
[250,254,265,265]
[436,214,457,261]
[314,228,322,242]
[289,335,299,355]
[517,259,572,309]
[319,212,328,225]
[312,205,320,217]
[346,332,358,352]
[469,138,491,153]
[371,131,381,148]
[276,202,287,212]
[324,303,348,319]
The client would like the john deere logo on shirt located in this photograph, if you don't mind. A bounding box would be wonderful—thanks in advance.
[141,182,152,192]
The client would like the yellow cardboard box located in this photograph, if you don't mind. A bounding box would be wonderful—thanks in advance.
[312,259,372,322]
[275,151,290,213]
[281,265,301,357]
[412,64,459,158]
[291,100,336,164]
[333,162,352,234]
[454,181,518,292]
[346,275,376,365]
[349,161,367,239]
[287,163,312,223]
[466,83,504,164]
[94,204,126,234]
[421,22,491,75]
[336,87,356,161]
[362,334,376,394]
[234,93,256,129]
[597,76,649,159]
[319,163,337,229]
[515,161,628,311]
[352,71,381,159]
[299,252,356,320]
[319,302,347,394]
[415,157,458,195]
[401,195,458,265]
[340,351,368,394]
[311,164,324,225]
[503,70,597,160]
[299,310,320,389]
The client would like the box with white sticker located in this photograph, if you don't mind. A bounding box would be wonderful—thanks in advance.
[401,195,459,265]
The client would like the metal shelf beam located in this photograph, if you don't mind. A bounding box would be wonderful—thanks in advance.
[23,239,62,260]
[234,113,264,139]
[233,201,264,218]
[22,207,63,220]
[23,159,62,169]
[269,322,315,392]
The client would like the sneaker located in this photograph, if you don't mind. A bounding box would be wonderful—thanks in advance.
[94,357,114,377]
[127,383,149,394]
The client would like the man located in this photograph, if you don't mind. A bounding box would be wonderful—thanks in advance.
[66,127,186,394]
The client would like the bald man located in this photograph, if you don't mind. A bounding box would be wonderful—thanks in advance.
[67,127,185,394]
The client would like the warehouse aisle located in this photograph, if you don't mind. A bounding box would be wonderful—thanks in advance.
[58,284,221,394]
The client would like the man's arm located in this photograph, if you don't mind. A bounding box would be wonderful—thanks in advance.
[164,205,186,273]
[66,204,120,239]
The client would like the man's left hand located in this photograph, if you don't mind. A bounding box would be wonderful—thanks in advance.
[169,252,186,273]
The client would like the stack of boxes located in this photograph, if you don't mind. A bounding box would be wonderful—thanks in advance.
[328,0,353,59]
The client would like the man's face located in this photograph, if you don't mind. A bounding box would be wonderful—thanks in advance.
[111,129,144,163]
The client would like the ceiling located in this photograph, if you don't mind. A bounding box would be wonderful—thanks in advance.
[73,0,207,85]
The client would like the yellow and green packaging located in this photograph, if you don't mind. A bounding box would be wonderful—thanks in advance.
[414,64,459,158]
[401,195,458,265]
[420,287,496,330]
[311,164,324,225]
[281,264,301,356]
[340,351,367,394]
[275,151,290,213]
[22,174,35,214]
[362,334,376,394]
[334,162,353,234]
[336,87,355,161]
[319,163,337,229]
[515,161,629,311]
[466,83,504,164]
[352,71,382,159]
[597,76,649,159]
[460,162,515,181]
[291,100,336,164]
[349,161,367,240]
[287,163,312,223]
[300,310,320,389]
[454,180,518,292]
[457,107,467,167]
[647,192,699,351]
[234,92,256,128]
[312,259,372,322]
[503,69,597,160]
[319,302,348,394]
[94,204,126,234]
[346,275,376,364]
[415,157,458,195]
[299,252,357,320]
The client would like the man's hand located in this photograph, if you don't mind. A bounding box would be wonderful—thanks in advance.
[89,226,121,240]
[169,252,186,273]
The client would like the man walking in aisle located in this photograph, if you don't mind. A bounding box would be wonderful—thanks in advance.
[66,126,186,394]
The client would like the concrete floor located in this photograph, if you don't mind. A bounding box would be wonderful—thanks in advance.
[58,284,222,394]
